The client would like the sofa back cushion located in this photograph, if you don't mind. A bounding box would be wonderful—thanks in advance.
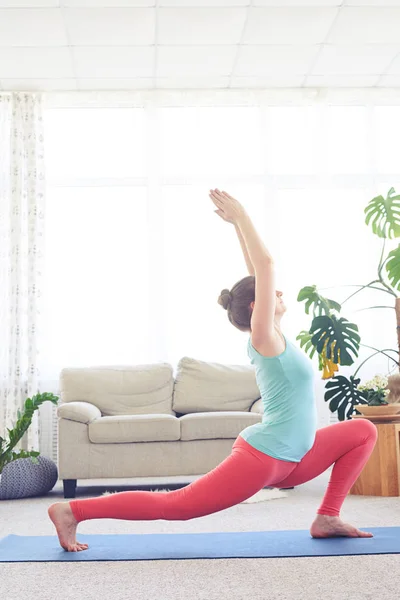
[60,364,174,416]
[173,357,260,414]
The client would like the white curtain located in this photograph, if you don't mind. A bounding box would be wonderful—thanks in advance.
[0,93,45,452]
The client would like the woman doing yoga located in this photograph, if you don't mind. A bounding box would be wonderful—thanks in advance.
[49,189,377,552]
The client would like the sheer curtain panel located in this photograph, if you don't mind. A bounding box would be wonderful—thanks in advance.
[0,93,45,452]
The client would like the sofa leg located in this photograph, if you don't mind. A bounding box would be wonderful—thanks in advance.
[63,479,77,499]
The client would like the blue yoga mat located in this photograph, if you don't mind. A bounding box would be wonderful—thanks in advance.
[1,528,399,562]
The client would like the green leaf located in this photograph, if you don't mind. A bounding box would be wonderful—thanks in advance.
[310,314,360,366]
[296,330,318,360]
[386,244,400,291]
[325,375,368,421]
[9,449,40,463]
[364,187,400,239]
[297,285,342,316]
[0,392,59,468]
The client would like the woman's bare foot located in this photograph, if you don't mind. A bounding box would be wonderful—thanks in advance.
[48,502,89,552]
[310,514,373,539]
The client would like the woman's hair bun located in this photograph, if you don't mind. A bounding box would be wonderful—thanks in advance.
[218,288,232,311]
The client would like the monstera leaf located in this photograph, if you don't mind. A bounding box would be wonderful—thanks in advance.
[310,314,360,366]
[296,330,318,360]
[364,187,400,239]
[324,375,368,421]
[386,244,400,291]
[297,331,339,379]
[298,285,341,316]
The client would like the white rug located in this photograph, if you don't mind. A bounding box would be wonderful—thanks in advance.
[102,488,288,503]
[242,488,288,503]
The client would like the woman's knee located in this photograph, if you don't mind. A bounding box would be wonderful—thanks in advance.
[349,417,378,442]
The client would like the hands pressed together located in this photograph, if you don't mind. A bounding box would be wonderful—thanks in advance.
[209,189,247,225]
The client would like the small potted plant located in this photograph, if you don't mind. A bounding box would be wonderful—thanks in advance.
[355,375,400,417]
[0,392,59,500]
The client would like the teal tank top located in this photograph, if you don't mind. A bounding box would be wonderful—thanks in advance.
[240,335,317,462]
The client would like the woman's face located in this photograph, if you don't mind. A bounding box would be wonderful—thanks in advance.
[249,290,287,316]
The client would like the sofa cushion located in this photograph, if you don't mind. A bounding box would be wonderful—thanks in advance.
[179,412,262,441]
[88,414,180,443]
[173,357,260,414]
[60,364,174,416]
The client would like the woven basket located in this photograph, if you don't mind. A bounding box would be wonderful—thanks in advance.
[0,456,58,500]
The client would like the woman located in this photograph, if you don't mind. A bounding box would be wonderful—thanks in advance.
[48,189,377,552]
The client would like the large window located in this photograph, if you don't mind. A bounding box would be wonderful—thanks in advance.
[42,103,400,383]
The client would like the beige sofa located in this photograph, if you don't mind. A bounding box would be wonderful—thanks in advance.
[58,356,263,498]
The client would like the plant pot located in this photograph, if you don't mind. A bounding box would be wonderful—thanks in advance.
[387,374,400,404]
[356,403,400,417]
[0,456,58,500]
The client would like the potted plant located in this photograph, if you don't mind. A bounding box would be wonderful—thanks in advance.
[297,188,400,421]
[356,375,400,417]
[0,392,59,499]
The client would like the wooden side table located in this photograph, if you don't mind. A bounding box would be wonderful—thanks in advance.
[350,415,400,497]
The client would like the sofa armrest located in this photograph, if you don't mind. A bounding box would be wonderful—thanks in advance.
[58,401,101,424]
[250,399,263,414]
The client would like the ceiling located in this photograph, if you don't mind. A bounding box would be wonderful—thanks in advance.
[1,1,400,92]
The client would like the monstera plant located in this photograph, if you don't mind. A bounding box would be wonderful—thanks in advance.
[297,187,400,421]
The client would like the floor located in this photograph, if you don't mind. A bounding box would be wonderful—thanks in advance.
[1,472,400,600]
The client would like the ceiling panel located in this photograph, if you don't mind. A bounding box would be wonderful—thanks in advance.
[78,77,154,89]
[304,74,379,87]
[73,46,155,77]
[312,45,399,75]
[235,45,319,76]
[231,75,305,87]
[0,9,68,46]
[254,1,342,5]
[385,51,400,73]
[0,2,400,90]
[156,76,229,88]
[1,78,77,90]
[346,1,400,6]
[64,8,155,45]
[244,7,338,45]
[328,7,400,44]
[157,46,236,77]
[62,1,155,6]
[159,1,249,5]
[378,74,400,85]
[0,47,74,78]
[0,1,59,6]
[158,8,247,45]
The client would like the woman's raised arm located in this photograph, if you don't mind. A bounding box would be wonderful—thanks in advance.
[210,189,276,341]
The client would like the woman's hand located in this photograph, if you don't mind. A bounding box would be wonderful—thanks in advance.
[209,189,247,225]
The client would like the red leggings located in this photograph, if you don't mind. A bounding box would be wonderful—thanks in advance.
[69,419,377,523]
